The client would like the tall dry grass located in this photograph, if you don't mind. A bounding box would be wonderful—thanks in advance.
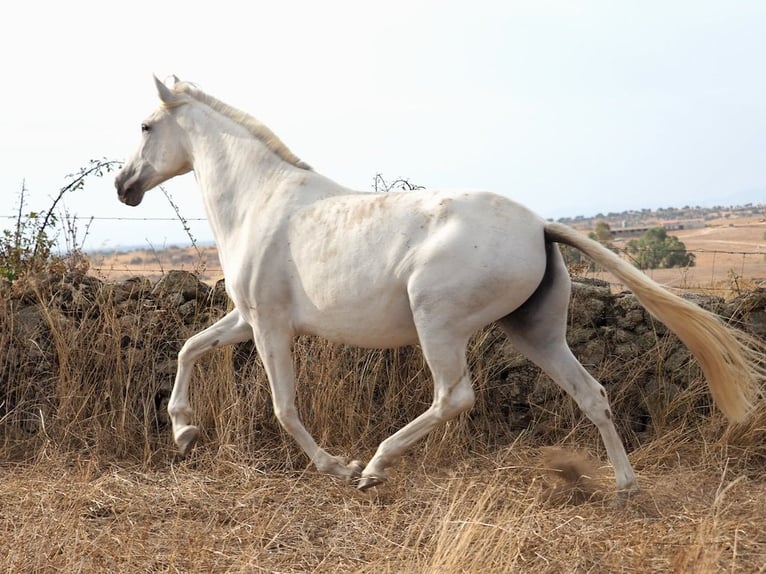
[1,271,765,572]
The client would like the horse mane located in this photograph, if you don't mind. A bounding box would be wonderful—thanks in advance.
[169,81,312,171]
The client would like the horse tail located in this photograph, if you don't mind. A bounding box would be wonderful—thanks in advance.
[544,221,764,423]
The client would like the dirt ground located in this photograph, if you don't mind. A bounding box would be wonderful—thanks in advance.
[611,219,766,293]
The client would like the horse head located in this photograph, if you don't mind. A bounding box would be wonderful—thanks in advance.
[114,76,193,206]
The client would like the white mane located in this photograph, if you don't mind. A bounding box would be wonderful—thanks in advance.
[169,81,312,170]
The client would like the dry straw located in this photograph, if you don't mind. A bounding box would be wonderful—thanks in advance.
[1,271,765,572]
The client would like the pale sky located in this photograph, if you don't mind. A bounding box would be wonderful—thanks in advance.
[2,1,765,250]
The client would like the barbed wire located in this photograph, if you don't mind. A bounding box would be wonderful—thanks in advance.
[0,215,208,222]
[87,250,766,295]
[90,266,223,274]
[3,214,759,251]
[85,265,760,296]
[5,213,763,293]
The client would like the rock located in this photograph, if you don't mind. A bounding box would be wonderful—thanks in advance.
[99,276,153,305]
[578,338,607,367]
[566,327,595,346]
[3,265,766,453]
[152,270,210,302]
[11,304,47,343]
[210,278,229,309]
[664,349,692,373]
[727,288,766,337]
[570,280,611,326]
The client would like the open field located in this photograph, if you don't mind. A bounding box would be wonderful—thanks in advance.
[3,430,766,573]
[87,217,766,295]
[606,218,766,294]
[3,217,766,572]
[88,244,223,285]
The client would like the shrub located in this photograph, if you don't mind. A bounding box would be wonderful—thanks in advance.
[0,159,120,281]
[626,227,696,270]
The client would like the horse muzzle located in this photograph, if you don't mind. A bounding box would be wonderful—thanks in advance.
[114,170,146,207]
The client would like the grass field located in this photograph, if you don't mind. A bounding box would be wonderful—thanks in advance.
[3,422,765,573]
[2,217,766,573]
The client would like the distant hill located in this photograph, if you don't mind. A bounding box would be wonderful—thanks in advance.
[556,202,766,230]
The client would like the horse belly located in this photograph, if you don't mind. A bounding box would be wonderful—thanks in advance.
[294,288,419,348]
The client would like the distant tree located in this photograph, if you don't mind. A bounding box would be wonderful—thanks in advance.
[589,220,613,244]
[625,227,695,270]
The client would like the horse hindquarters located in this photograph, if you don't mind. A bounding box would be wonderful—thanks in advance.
[498,242,638,495]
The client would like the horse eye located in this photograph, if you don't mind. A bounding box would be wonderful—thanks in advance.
[141,123,151,134]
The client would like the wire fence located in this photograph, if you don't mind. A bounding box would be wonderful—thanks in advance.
[4,214,766,295]
[568,245,766,296]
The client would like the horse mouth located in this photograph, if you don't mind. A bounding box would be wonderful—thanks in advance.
[117,185,145,207]
[115,172,146,206]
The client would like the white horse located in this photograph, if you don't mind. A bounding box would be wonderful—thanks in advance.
[115,76,762,496]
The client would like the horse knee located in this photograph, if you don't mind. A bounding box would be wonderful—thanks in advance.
[453,383,476,413]
[435,380,475,419]
[178,335,207,363]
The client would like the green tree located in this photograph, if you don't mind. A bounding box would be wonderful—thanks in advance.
[589,220,613,244]
[626,227,695,270]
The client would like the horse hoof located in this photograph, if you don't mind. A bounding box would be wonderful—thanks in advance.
[357,475,384,491]
[347,460,364,477]
[176,425,200,456]
[614,486,640,509]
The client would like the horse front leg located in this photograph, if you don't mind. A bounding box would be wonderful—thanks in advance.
[169,309,252,455]
[253,327,364,480]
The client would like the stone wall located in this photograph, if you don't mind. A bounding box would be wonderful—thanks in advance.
[2,270,765,452]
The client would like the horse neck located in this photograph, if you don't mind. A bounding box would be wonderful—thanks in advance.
[184,111,299,240]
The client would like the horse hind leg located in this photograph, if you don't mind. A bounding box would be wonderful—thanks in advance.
[498,245,638,497]
[511,333,639,497]
[359,329,475,490]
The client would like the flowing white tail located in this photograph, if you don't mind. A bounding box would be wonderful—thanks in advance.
[545,221,762,423]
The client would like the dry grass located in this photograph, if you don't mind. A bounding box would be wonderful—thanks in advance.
[2,265,766,572]
[2,431,765,573]
[2,353,766,574]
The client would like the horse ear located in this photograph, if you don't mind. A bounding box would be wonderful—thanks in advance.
[153,75,177,104]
